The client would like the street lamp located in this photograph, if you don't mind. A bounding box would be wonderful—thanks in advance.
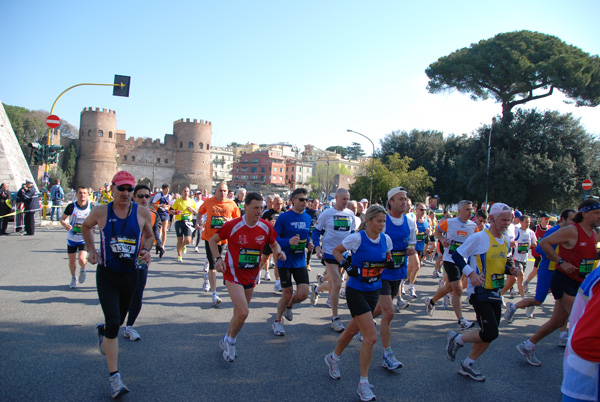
[347,129,375,206]
[484,117,496,211]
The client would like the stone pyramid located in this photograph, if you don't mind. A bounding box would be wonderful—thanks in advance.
[0,100,36,190]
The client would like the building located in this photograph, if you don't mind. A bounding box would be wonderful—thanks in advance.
[284,158,312,189]
[210,146,234,187]
[230,149,286,188]
[74,107,212,193]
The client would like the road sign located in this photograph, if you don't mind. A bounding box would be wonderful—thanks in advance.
[46,115,60,129]
[582,179,593,190]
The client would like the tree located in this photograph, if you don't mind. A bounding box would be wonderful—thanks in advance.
[326,145,347,158]
[426,30,600,124]
[346,142,365,160]
[308,162,351,198]
[61,140,78,188]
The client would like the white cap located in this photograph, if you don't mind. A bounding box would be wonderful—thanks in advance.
[490,202,511,216]
[360,198,368,203]
[387,187,407,201]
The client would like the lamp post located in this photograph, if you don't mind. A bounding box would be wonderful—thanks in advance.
[484,118,496,211]
[347,129,375,206]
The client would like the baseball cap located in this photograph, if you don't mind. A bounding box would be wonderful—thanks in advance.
[104,182,110,186]
[112,171,136,187]
[514,210,523,219]
[539,212,549,218]
[360,198,368,203]
[25,178,34,184]
[489,203,511,216]
[387,187,407,201]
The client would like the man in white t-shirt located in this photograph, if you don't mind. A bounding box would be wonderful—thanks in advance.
[503,214,536,299]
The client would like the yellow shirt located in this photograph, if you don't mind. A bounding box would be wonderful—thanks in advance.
[475,230,510,290]
[171,198,196,221]
[100,190,113,205]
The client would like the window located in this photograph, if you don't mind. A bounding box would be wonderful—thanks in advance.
[292,167,295,172]
[206,144,209,150]
[273,167,277,172]
[199,142,203,149]
[164,159,168,164]
[261,167,265,172]
[157,158,161,163]
[298,167,302,172]
[244,159,249,162]
[98,130,103,137]
[123,155,127,161]
[286,167,289,172]
[252,158,259,163]
[109,131,113,138]
[188,141,194,149]
[250,167,257,173]
[131,156,136,161]
[280,168,283,172]
[179,141,183,148]
[251,175,257,180]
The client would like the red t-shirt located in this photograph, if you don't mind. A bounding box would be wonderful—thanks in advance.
[217,217,277,287]
[571,281,600,361]
[558,223,598,283]
[531,224,548,258]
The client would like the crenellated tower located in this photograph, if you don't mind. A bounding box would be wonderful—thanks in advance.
[171,118,213,192]
[76,107,118,190]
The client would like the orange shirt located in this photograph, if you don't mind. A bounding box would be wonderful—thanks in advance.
[198,197,241,244]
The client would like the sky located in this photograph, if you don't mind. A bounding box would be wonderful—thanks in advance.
[1,1,599,155]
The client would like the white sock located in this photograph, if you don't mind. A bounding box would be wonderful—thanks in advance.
[524,339,535,350]
[275,280,280,285]
[409,284,414,289]
[227,335,236,344]
[455,334,464,345]
[464,357,475,366]
[560,331,568,338]
[359,376,369,385]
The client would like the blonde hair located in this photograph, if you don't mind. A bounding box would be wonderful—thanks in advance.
[358,205,387,232]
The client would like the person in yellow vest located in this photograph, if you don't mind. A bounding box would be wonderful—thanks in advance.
[445,202,521,382]
[100,183,114,205]
[169,186,197,262]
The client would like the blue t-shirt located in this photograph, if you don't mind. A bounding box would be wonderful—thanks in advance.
[275,209,312,269]
[382,214,411,281]
[415,218,429,252]
[534,224,562,271]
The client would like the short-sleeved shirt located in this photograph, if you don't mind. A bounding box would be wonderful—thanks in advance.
[171,198,196,222]
[274,209,312,268]
[438,217,478,262]
[218,216,277,286]
[514,227,537,262]
[314,207,357,255]
[198,197,241,243]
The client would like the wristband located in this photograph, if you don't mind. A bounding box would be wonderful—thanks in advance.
[215,256,223,261]
[141,248,150,253]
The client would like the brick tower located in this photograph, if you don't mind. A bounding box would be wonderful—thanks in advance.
[76,107,118,190]
[171,118,213,192]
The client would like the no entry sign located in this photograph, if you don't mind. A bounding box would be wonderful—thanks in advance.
[46,115,60,129]
[582,179,593,190]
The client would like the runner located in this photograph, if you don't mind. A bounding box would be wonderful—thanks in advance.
[233,188,246,215]
[169,186,197,262]
[406,202,430,297]
[524,212,550,293]
[99,183,113,205]
[504,209,575,329]
[425,200,477,330]
[81,171,154,399]
[311,188,357,332]
[372,186,415,370]
[304,198,321,271]
[445,202,518,381]
[515,198,600,366]
[192,190,204,253]
[209,192,282,362]
[122,183,163,342]
[324,205,391,401]
[503,215,537,298]
[59,186,93,288]
[198,182,241,305]
[271,188,314,336]
[151,184,172,253]
[260,195,285,290]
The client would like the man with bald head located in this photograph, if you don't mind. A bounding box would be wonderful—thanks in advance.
[311,188,357,332]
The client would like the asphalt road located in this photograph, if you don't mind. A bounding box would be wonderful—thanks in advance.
[0,226,564,401]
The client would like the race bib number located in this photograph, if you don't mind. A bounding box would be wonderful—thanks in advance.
[180,212,191,221]
[238,248,260,269]
[109,237,136,258]
[333,216,351,231]
[449,240,462,253]
[290,239,307,254]
[72,224,82,234]
[360,261,385,283]
[390,250,406,269]
[211,216,226,229]
[517,243,529,254]
[416,232,426,242]
[491,273,505,289]
[579,259,594,278]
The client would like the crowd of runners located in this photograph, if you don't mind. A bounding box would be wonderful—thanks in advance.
[56,170,600,401]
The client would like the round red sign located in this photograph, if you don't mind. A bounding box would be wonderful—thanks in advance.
[46,115,60,129]
[582,179,593,190]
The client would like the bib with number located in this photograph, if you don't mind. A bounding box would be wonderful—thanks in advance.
[211,216,226,229]
[290,239,307,254]
[238,248,261,269]
[517,243,529,254]
[390,250,406,269]
[491,273,505,289]
[333,216,351,231]
[579,259,594,279]
[72,224,82,234]
[449,240,462,253]
[416,232,426,242]
[360,261,385,283]
[109,237,136,259]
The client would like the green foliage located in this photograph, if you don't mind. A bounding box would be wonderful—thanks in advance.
[346,142,365,160]
[426,30,600,123]
[48,166,70,191]
[326,145,348,158]
[308,162,352,196]
[349,154,433,205]
[61,140,78,187]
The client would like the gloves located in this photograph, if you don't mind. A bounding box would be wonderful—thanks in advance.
[386,260,395,270]
[341,259,359,277]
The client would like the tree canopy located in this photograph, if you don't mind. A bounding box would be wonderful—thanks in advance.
[426,30,600,124]
[346,142,365,160]
[326,145,348,158]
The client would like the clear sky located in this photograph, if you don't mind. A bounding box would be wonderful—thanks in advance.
[1,1,599,154]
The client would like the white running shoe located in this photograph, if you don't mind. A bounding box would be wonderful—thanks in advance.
[504,302,517,323]
[339,288,346,299]
[220,337,236,362]
[458,317,475,330]
[283,307,293,322]
[194,247,199,253]
[438,278,445,289]
[326,297,332,308]
[356,381,376,401]
[331,317,345,332]
[310,285,319,306]
[69,277,77,289]
[355,331,363,342]
[212,293,222,306]
[558,333,568,347]
[425,297,435,317]
[109,372,129,399]
[203,272,210,292]
[396,298,410,311]
[78,270,86,284]
[443,294,452,309]
[272,320,285,336]
[274,282,282,292]
[525,306,535,318]
[324,352,341,379]
[382,351,403,370]
[317,274,325,284]
[523,281,530,294]
[204,261,209,272]
[123,326,140,341]
[407,287,417,298]
[264,271,272,281]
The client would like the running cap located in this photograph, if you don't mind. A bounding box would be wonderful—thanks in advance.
[514,210,523,219]
[112,171,136,187]
[489,202,511,216]
[104,182,110,186]
[539,212,550,218]
[360,198,368,203]
[387,187,407,201]
[25,178,34,184]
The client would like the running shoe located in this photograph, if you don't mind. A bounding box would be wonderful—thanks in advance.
[432,270,441,278]
[69,277,77,289]
[324,352,341,379]
[356,382,376,401]
[501,295,506,307]
[204,261,209,272]
[382,351,403,370]
[516,342,542,366]
[158,247,165,259]
[558,333,568,347]
[269,262,275,270]
[283,307,293,322]
[78,270,86,284]
[396,298,410,311]
[317,274,325,284]
[425,297,436,317]
[407,287,417,298]
[274,282,282,292]
[177,256,183,263]
[510,288,519,298]
[446,330,463,361]
[458,317,475,330]
[339,288,346,299]
[326,297,332,308]
[221,338,236,362]
[203,272,210,292]
[109,372,129,399]
[504,302,517,323]
[272,320,285,336]
[458,361,485,382]
[310,285,319,306]
[212,294,222,306]
[123,326,140,341]
[182,245,187,254]
[96,323,105,355]
[194,247,199,253]
[264,271,272,281]
[523,281,530,294]
[331,317,345,332]
[438,278,445,289]
[525,306,535,318]
[355,331,363,342]
[443,294,452,309]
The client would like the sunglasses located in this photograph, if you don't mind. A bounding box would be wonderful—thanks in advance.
[296,198,309,202]
[136,194,151,199]
[115,185,134,192]
[418,208,426,211]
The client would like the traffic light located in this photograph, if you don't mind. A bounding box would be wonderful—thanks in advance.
[113,75,131,97]
[47,145,64,164]
[29,142,44,165]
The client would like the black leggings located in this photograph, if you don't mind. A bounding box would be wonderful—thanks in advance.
[205,241,223,271]
[96,265,139,339]
[126,267,148,327]
[471,298,502,343]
